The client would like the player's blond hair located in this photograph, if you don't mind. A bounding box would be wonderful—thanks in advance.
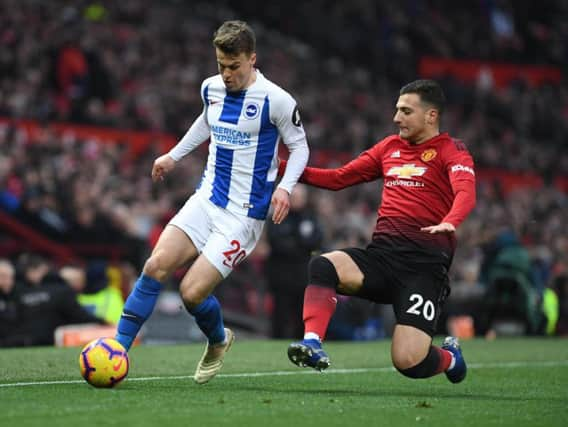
[213,20,256,56]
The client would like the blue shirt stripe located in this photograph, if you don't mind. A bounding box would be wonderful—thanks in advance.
[219,91,246,124]
[209,146,233,208]
[248,96,279,219]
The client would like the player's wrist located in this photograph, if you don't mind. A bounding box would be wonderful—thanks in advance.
[167,152,181,162]
[275,185,291,195]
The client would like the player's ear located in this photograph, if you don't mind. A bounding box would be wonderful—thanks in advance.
[426,108,438,125]
[249,52,257,66]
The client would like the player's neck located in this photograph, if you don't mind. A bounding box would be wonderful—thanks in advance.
[244,69,258,90]
[410,130,440,145]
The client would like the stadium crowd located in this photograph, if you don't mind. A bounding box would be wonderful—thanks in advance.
[1,0,567,342]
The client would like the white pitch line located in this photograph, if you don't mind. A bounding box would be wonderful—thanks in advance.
[1,360,567,388]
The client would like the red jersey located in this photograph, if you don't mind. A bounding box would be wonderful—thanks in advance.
[288,133,476,256]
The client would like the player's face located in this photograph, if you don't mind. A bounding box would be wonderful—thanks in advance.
[393,93,437,144]
[216,48,257,92]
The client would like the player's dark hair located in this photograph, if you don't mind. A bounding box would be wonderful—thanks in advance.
[400,79,445,114]
[213,20,256,56]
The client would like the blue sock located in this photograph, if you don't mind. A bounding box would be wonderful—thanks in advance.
[187,295,226,345]
[115,274,162,351]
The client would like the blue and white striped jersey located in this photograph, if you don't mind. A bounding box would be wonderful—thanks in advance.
[170,70,308,220]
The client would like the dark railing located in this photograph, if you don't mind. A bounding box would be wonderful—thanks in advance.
[0,210,76,264]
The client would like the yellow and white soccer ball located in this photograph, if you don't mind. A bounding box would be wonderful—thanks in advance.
[79,337,129,388]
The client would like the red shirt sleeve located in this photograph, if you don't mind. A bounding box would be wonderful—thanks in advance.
[442,179,476,227]
[279,144,383,190]
[441,147,476,228]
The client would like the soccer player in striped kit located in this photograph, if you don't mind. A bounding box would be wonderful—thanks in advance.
[115,20,309,384]
[284,80,475,384]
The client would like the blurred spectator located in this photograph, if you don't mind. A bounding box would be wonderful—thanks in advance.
[0,258,28,346]
[443,257,485,337]
[542,279,559,336]
[60,261,124,325]
[266,184,323,338]
[479,230,543,336]
[13,253,105,346]
[546,273,568,335]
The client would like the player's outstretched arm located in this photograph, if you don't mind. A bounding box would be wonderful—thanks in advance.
[278,150,381,191]
[420,222,456,234]
[151,154,177,182]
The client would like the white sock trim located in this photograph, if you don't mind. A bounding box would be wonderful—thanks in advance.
[448,353,456,370]
[304,332,321,342]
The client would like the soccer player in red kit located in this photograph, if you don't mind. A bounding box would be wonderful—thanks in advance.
[283,80,476,383]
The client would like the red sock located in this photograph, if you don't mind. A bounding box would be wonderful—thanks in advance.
[433,346,453,373]
[303,285,337,340]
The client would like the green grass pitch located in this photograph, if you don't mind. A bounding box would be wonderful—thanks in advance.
[1,338,567,427]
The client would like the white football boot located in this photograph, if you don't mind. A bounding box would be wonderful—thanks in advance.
[194,328,235,384]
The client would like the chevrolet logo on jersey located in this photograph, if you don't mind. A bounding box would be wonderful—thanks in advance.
[386,164,427,179]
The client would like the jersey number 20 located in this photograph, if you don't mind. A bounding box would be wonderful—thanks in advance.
[222,240,246,269]
[406,293,435,321]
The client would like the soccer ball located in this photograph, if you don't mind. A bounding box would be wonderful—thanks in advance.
[79,338,129,388]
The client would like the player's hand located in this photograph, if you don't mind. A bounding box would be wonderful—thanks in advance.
[420,222,456,234]
[271,188,290,224]
[151,154,176,182]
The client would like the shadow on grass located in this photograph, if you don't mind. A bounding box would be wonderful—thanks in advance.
[129,378,568,405]
[218,383,568,404]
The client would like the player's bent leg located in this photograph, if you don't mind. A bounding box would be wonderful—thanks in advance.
[115,274,162,351]
[288,255,337,371]
[288,252,364,371]
[146,225,201,281]
[180,255,232,384]
[391,324,432,371]
[115,226,198,351]
[391,324,464,382]
[180,254,225,344]
[302,255,341,339]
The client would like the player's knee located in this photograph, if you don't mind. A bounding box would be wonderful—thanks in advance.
[308,256,339,289]
[179,285,207,309]
[142,253,169,282]
[394,348,436,379]
[392,350,425,372]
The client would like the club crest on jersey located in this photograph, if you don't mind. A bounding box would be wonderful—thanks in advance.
[243,102,260,120]
[421,149,437,162]
[386,163,427,179]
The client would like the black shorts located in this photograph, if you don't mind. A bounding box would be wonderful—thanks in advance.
[341,242,451,336]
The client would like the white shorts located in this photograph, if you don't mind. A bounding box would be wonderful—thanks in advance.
[169,193,264,278]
